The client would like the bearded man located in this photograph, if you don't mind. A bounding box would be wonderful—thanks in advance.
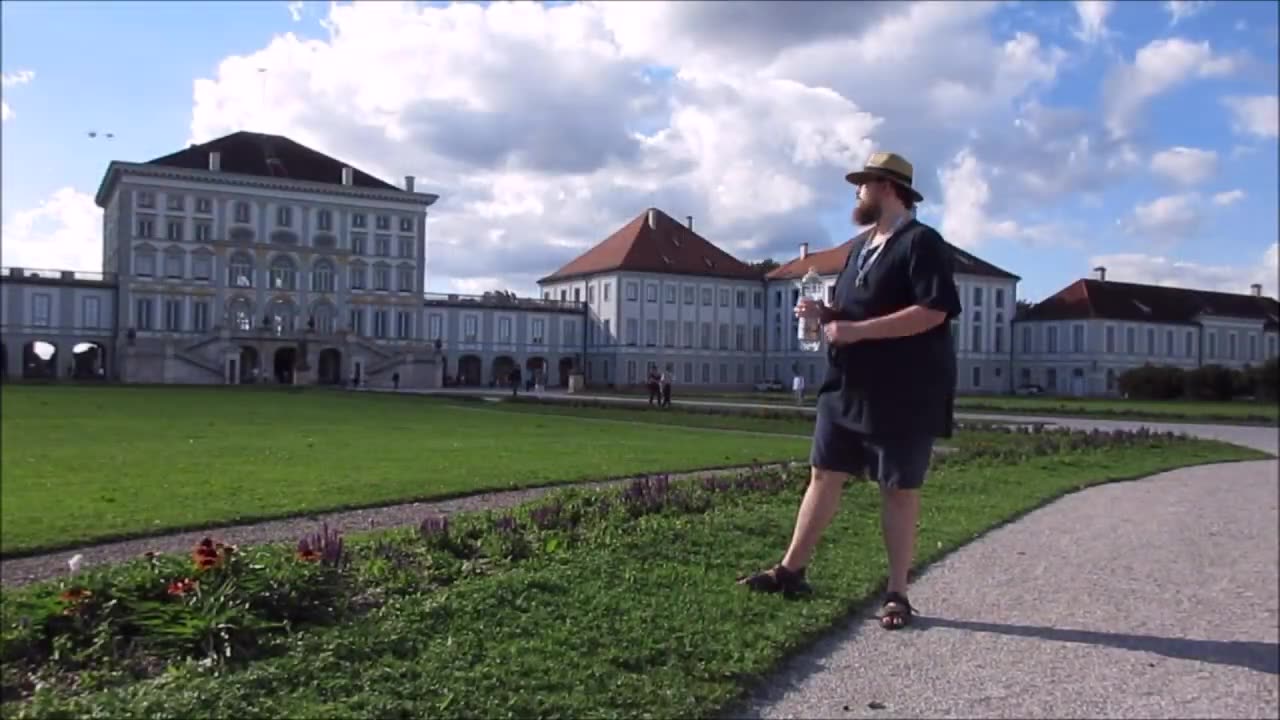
[739,152,963,631]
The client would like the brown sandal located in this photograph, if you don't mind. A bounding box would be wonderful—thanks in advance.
[737,563,813,597]
[878,591,916,630]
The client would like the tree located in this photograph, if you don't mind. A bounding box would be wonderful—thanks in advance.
[748,259,780,276]
[1013,299,1034,319]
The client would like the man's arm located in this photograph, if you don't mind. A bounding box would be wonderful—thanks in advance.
[849,304,947,340]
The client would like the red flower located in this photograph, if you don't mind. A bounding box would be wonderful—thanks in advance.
[58,587,92,603]
[296,548,320,562]
[166,578,198,598]
[191,538,226,571]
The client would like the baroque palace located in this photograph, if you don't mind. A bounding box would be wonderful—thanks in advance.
[2,132,1276,395]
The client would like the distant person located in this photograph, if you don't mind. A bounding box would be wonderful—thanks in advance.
[792,372,806,405]
[392,372,400,390]
[660,369,673,408]
[535,368,546,394]
[739,152,962,633]
[647,370,660,406]
[509,366,522,397]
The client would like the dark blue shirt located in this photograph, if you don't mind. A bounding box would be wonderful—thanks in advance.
[817,218,964,438]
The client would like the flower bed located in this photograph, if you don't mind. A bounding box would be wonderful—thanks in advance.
[0,426,1255,714]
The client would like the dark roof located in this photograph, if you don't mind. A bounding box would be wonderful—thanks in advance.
[538,208,761,283]
[1019,278,1280,328]
[766,235,1020,281]
[146,131,400,190]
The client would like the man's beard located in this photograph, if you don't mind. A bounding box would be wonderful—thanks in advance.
[852,198,881,227]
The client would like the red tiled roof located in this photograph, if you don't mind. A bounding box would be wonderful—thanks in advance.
[1020,279,1280,327]
[766,236,1020,281]
[538,208,761,283]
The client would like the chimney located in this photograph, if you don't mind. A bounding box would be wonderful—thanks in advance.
[686,215,694,230]
[1093,266,1106,281]
[341,167,354,186]
[647,208,657,230]
[208,152,221,172]
[800,242,809,260]
[404,175,415,192]
[1251,283,1262,297]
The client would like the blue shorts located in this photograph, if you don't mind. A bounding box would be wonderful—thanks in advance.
[809,401,935,490]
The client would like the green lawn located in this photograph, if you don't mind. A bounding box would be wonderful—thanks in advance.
[0,385,813,556]
[595,388,1280,425]
[4,432,1263,717]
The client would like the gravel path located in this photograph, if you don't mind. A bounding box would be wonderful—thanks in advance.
[0,463,791,589]
[732,459,1280,720]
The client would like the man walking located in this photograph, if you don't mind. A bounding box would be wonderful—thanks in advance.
[660,366,673,408]
[738,152,962,631]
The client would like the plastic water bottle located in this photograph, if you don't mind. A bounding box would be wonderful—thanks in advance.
[797,268,825,352]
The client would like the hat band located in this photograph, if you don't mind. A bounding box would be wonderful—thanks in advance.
[867,165,914,188]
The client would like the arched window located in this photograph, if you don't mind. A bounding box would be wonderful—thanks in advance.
[228,252,254,288]
[349,261,367,290]
[312,258,335,293]
[311,301,337,335]
[269,298,296,336]
[228,297,254,332]
[269,255,297,291]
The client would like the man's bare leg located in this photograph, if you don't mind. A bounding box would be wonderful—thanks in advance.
[779,467,849,571]
[880,487,920,594]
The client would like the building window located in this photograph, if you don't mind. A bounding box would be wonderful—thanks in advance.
[82,296,100,329]
[719,288,730,307]
[352,213,367,229]
[753,291,763,309]
[277,207,294,227]
[165,252,183,279]
[683,286,695,305]
[166,194,184,212]
[664,320,676,347]
[352,234,367,255]
[683,362,693,383]
[428,314,443,340]
[993,326,1004,353]
[995,288,1005,308]
[626,361,637,384]
[166,221,183,242]
[498,317,512,343]
[972,366,982,388]
[719,324,730,350]
[683,321,694,348]
[1249,333,1258,360]
[666,285,676,304]
[1125,326,1135,354]
[1165,330,1174,356]
[701,363,711,384]
[626,318,638,346]
[371,309,388,339]
[317,210,333,232]
[645,319,657,346]
[135,298,154,330]
[195,223,212,242]
[195,197,212,214]
[563,320,576,344]
[645,285,657,303]
[1207,332,1217,359]
[136,252,156,277]
[752,326,762,351]
[531,319,545,344]
[234,202,251,224]
[193,301,209,333]
[735,325,745,351]
[1106,368,1116,392]
[971,325,982,352]
[573,288,581,302]
[349,265,366,290]
[1185,331,1194,357]
[733,290,744,308]
[1228,332,1237,360]
[625,283,638,301]
[136,219,154,238]
[1021,326,1032,353]
[1046,367,1057,391]
[376,215,390,231]
[137,191,155,208]
[349,309,365,336]
[164,299,182,332]
[312,260,335,293]
[1105,326,1115,353]
[397,267,415,292]
[1269,335,1278,358]
[602,283,611,302]
[701,322,712,349]
[464,316,478,341]
[269,257,297,290]
[399,216,414,233]
[227,253,253,287]
[1072,324,1085,353]
[394,238,412,259]
[1047,326,1058,353]
[373,235,389,257]
[313,304,336,334]
[373,265,390,291]
[1146,328,1156,356]
[702,288,713,306]
[396,311,412,339]
[973,287,984,307]
[31,293,51,327]
[719,363,728,384]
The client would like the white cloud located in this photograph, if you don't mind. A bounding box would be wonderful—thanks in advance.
[936,148,1071,250]
[286,1,303,22]
[1149,146,1218,185]
[1164,0,1210,26]
[1124,192,1202,243]
[0,188,102,272]
[1212,189,1245,206]
[1090,242,1279,298]
[1073,1,1113,43]
[1,69,35,122]
[1222,95,1279,138]
[1102,38,1238,138]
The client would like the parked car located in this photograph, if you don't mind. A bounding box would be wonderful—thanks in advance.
[1014,383,1045,396]
[754,380,785,392]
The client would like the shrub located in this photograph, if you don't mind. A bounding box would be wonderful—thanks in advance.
[1184,364,1236,400]
[1250,357,1280,401]
[1117,364,1185,400]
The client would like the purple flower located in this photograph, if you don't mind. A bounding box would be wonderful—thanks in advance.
[419,514,449,538]
[297,522,344,568]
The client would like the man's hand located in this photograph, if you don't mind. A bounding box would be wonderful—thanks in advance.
[794,298,826,321]
[823,320,867,346]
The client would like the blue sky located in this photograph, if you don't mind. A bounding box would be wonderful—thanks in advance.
[1,1,1277,301]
